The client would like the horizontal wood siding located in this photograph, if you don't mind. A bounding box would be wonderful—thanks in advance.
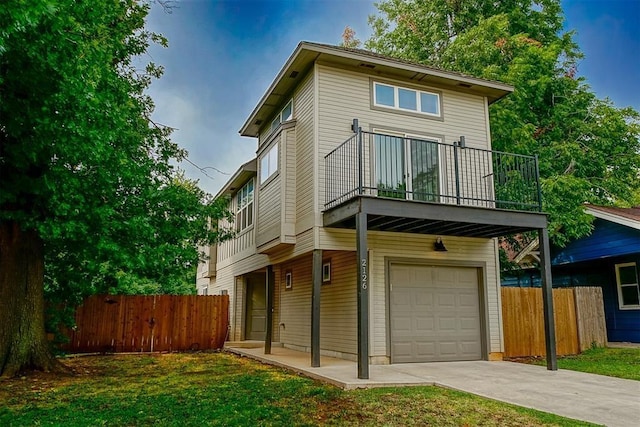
[319,251,357,355]
[217,221,255,264]
[256,137,282,247]
[316,64,490,211]
[294,71,316,234]
[553,219,640,264]
[277,251,357,355]
[278,254,313,348]
[283,127,297,235]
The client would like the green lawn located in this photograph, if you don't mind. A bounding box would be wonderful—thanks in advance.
[0,352,595,426]
[527,346,640,381]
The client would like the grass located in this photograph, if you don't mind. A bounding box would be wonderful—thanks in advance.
[0,352,596,426]
[524,346,640,381]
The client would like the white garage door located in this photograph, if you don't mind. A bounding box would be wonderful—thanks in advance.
[390,264,483,363]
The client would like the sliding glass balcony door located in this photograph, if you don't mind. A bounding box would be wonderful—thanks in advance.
[373,132,440,202]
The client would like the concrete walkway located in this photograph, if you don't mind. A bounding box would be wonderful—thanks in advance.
[227,345,640,427]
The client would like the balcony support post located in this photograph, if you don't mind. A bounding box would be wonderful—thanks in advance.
[311,249,322,367]
[356,211,369,379]
[539,227,558,370]
[264,265,274,355]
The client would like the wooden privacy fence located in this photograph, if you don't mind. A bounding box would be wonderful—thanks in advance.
[501,287,606,358]
[64,295,229,353]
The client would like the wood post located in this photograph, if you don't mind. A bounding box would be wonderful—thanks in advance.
[311,249,322,367]
[264,265,274,355]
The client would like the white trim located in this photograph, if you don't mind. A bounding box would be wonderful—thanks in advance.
[615,262,640,310]
[285,271,293,289]
[584,207,640,230]
[322,261,331,283]
[373,81,441,117]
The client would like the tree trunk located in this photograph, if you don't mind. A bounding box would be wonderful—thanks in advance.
[0,220,62,377]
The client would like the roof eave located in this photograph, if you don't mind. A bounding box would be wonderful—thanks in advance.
[584,206,640,230]
[214,158,257,200]
[239,41,514,138]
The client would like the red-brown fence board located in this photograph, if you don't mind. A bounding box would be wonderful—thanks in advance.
[63,295,229,353]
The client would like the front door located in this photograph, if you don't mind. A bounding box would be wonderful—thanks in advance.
[245,274,266,341]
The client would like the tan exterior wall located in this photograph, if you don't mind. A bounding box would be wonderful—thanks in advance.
[277,251,357,358]
[316,63,491,213]
[256,135,282,248]
[207,60,504,361]
[293,71,316,234]
[320,228,503,360]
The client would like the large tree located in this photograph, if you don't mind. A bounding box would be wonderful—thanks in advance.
[0,1,230,377]
[367,0,640,246]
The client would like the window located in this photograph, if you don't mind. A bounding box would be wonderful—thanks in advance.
[285,271,293,290]
[322,261,331,283]
[615,262,640,309]
[373,82,440,116]
[270,99,293,132]
[260,143,278,184]
[235,179,254,232]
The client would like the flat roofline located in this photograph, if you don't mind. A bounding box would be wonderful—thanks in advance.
[240,41,514,137]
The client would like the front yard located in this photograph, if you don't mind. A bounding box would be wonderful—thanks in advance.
[518,346,640,381]
[0,352,594,426]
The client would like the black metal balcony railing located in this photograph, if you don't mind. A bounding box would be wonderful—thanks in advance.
[324,127,542,212]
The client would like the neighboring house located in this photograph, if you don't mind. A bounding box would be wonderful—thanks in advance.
[199,42,557,378]
[502,205,640,343]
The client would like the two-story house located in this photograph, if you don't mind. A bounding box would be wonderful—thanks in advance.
[201,42,557,379]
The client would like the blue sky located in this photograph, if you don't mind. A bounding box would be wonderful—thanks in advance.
[145,0,640,195]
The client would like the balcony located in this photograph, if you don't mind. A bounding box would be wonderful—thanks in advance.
[323,126,547,238]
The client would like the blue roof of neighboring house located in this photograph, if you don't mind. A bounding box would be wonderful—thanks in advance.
[552,218,640,265]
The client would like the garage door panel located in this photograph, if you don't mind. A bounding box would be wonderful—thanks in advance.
[415,316,435,333]
[414,291,434,308]
[416,342,436,358]
[391,316,412,335]
[390,264,482,363]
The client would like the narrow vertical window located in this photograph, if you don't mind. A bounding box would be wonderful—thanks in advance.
[260,144,278,184]
[235,178,254,232]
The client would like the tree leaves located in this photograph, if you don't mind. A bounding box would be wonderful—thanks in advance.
[366,0,640,246]
[1,1,232,307]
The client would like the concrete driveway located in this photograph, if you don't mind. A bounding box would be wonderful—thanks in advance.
[228,345,640,427]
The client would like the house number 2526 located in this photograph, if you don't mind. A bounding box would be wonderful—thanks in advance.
[360,258,368,290]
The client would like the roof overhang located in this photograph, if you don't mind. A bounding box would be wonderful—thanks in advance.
[214,158,257,200]
[240,42,514,137]
[584,205,640,231]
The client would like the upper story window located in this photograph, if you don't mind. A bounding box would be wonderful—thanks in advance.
[235,179,254,232]
[615,262,640,309]
[373,82,441,117]
[260,143,278,184]
[270,99,293,132]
